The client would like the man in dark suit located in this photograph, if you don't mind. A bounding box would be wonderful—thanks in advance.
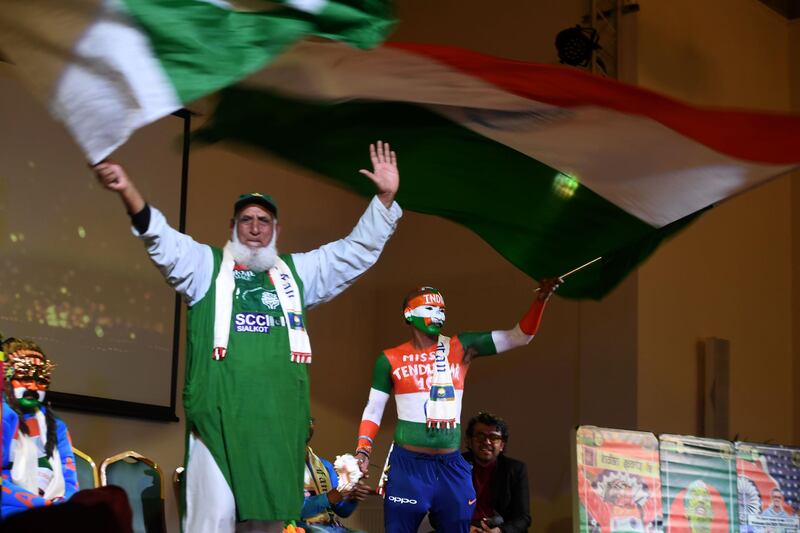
[463,412,531,533]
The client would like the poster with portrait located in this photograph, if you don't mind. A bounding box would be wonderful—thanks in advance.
[660,435,738,533]
[736,442,800,533]
[574,426,663,533]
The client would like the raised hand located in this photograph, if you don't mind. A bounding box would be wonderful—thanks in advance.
[92,160,145,214]
[359,140,399,209]
[536,277,562,302]
[94,161,131,192]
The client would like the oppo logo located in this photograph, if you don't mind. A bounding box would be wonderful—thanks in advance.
[388,496,418,505]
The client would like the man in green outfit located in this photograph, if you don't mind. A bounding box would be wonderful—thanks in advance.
[94,141,401,533]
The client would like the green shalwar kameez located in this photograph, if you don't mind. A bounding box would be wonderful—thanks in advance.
[185,249,309,520]
[136,198,401,525]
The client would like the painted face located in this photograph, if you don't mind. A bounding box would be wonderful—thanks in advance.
[12,379,47,409]
[404,291,446,335]
[6,349,53,410]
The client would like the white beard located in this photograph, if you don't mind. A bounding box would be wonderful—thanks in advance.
[228,226,279,272]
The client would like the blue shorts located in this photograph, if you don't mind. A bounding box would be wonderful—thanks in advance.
[383,446,476,533]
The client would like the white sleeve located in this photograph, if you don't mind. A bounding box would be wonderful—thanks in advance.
[490,325,534,354]
[292,196,402,308]
[133,206,214,306]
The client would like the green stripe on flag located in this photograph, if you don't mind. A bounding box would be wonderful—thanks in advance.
[195,87,704,299]
[121,0,394,103]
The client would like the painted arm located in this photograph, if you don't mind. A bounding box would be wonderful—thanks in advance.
[354,354,392,474]
[292,195,402,308]
[356,388,390,456]
[488,278,561,355]
[489,299,547,354]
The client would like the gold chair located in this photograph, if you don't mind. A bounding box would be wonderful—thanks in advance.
[101,450,166,533]
[73,446,100,490]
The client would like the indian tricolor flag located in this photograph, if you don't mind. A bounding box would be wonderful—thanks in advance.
[0,0,394,163]
[196,41,800,299]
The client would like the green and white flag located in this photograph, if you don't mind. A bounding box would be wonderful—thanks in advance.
[0,0,394,162]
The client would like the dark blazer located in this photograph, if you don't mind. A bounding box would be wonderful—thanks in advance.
[463,451,531,533]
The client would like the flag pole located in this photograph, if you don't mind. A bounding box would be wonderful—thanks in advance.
[534,256,602,291]
[560,256,603,280]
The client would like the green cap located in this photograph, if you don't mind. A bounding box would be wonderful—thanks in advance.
[234,192,278,218]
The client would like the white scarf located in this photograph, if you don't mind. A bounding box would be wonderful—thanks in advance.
[213,244,312,363]
[425,335,457,429]
[11,409,66,500]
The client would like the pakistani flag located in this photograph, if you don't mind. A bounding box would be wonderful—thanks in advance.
[195,41,800,299]
[0,0,394,163]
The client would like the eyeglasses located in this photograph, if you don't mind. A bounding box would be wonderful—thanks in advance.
[473,432,504,443]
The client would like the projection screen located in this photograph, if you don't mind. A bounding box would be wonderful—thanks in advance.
[0,66,187,420]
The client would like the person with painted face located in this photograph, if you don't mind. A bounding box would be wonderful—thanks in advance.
[1,338,79,517]
[463,412,530,533]
[94,141,401,533]
[353,280,559,533]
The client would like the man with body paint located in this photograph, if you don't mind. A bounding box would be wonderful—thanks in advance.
[353,280,559,533]
[94,141,401,533]
[1,338,79,517]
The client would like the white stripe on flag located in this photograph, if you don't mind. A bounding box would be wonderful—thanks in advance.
[287,0,327,14]
[54,0,181,162]
[198,0,236,9]
[249,41,794,227]
[432,104,791,227]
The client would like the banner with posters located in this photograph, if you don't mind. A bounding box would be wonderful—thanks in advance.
[736,442,800,533]
[574,426,663,533]
[660,435,738,533]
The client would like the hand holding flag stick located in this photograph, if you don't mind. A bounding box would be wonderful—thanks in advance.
[92,160,146,217]
[534,256,603,298]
